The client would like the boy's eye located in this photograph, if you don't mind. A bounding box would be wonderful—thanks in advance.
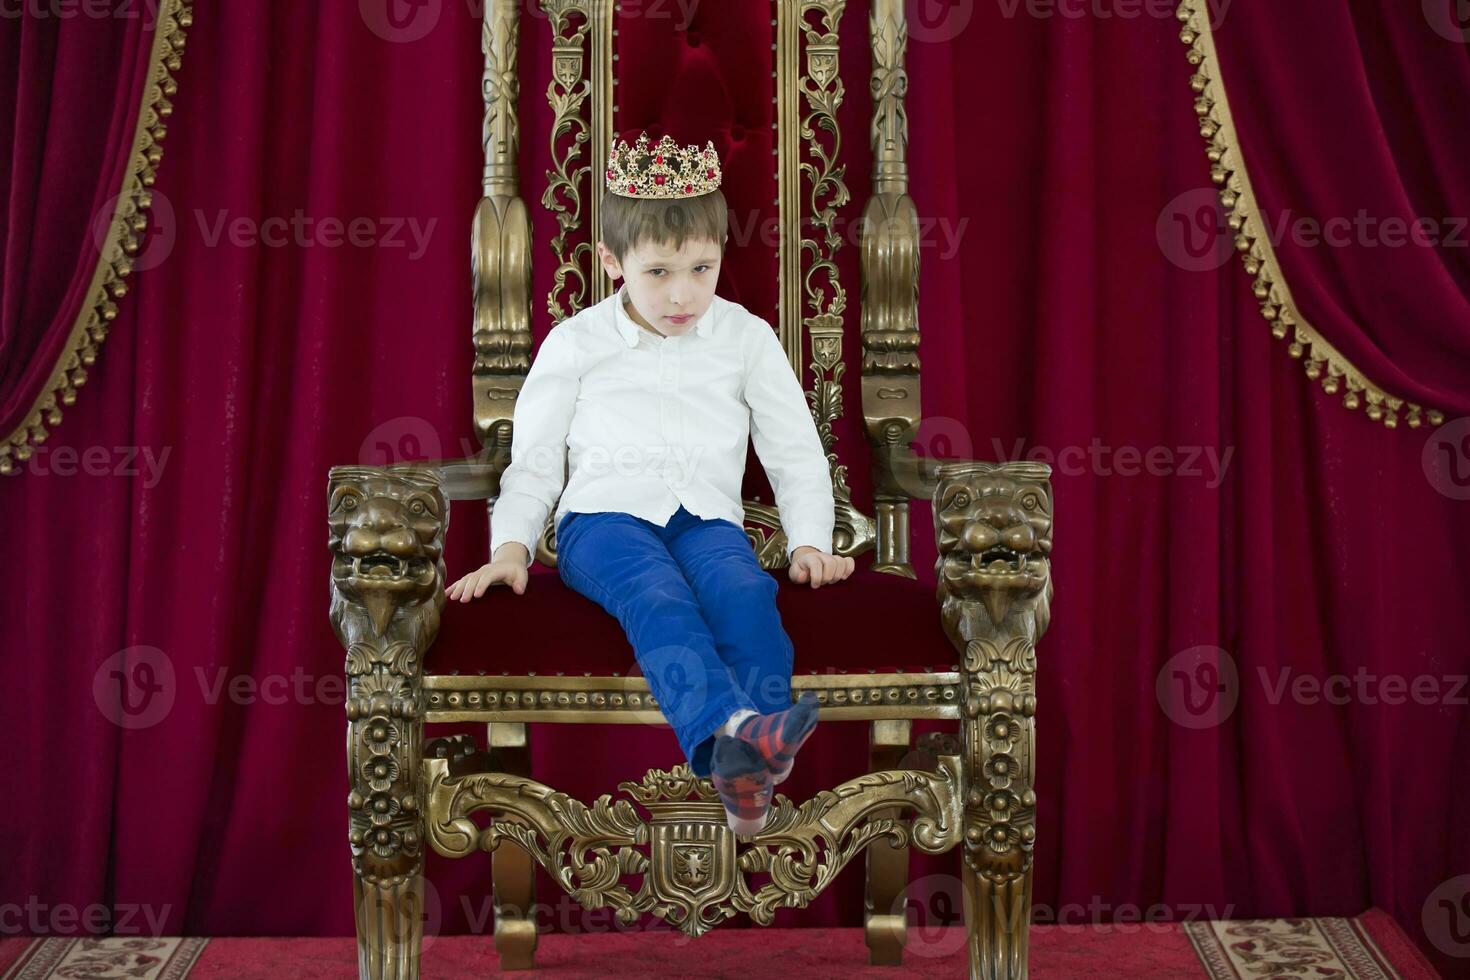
[646,266,711,277]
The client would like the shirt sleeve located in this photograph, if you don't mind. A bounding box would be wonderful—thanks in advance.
[741,319,836,560]
[489,325,581,569]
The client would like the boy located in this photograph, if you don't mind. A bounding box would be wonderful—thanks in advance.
[447,133,855,834]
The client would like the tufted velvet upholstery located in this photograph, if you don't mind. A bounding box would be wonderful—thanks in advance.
[610,6,783,510]
[613,3,779,321]
[599,3,875,516]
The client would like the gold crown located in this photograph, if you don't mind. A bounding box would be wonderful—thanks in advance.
[605,132,722,199]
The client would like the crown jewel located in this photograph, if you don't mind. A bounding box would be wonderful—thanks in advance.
[605,132,722,199]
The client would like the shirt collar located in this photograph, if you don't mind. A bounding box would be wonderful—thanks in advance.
[613,282,714,347]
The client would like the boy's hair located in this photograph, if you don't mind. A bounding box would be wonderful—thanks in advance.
[600,189,728,264]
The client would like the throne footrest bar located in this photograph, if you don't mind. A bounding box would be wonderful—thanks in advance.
[422,671,964,723]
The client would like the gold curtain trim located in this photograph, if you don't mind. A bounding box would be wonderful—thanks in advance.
[0,0,194,475]
[1175,1,1445,431]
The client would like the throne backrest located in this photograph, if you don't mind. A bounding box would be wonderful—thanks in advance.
[470,0,924,573]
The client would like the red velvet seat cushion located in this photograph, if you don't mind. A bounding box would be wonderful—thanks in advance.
[431,566,956,677]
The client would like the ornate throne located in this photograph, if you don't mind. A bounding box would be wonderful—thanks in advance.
[327,2,1054,977]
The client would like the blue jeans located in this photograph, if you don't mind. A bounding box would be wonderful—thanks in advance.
[555,505,795,778]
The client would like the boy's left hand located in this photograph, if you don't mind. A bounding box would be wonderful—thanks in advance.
[788,546,855,589]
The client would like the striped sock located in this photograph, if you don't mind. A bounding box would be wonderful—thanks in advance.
[719,709,758,737]
[710,735,775,835]
[729,691,819,785]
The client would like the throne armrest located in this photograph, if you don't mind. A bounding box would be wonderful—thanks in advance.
[403,450,509,501]
[871,444,947,503]
[872,444,1052,507]
[869,444,1053,602]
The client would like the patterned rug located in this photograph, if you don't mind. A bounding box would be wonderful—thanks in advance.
[0,910,1442,979]
[1,938,207,979]
[1184,915,1439,979]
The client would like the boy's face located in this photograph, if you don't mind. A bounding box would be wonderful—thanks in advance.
[597,236,723,338]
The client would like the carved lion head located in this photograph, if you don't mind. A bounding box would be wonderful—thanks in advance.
[328,466,447,638]
[934,461,1052,637]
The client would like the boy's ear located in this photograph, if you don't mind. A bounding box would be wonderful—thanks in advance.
[596,241,623,279]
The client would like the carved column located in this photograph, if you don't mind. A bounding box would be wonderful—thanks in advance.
[474,0,533,456]
[861,0,923,578]
[330,466,448,980]
[539,0,616,322]
[933,461,1053,980]
[864,718,913,964]
[488,722,538,969]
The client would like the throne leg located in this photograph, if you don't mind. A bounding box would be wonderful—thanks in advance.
[930,461,1052,979]
[345,654,430,980]
[489,721,538,970]
[955,635,1040,980]
[957,649,1037,980]
[960,827,1033,980]
[344,642,430,980]
[864,719,913,965]
[329,464,449,980]
[352,868,428,980]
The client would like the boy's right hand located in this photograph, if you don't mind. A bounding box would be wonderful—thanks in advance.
[447,544,530,602]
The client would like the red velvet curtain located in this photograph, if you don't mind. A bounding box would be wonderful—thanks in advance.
[2,1,1466,975]
[1211,0,1470,415]
[0,5,148,439]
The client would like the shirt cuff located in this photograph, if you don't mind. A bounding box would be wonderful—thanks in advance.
[784,524,835,561]
[490,522,540,569]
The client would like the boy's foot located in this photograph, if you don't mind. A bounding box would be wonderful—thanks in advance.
[710,735,775,835]
[728,691,819,787]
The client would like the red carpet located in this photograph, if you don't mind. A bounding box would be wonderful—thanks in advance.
[0,910,1442,978]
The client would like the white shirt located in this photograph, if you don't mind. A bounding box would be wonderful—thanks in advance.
[489,283,836,569]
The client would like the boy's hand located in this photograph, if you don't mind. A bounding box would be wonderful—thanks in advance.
[788,546,855,589]
[447,544,530,602]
